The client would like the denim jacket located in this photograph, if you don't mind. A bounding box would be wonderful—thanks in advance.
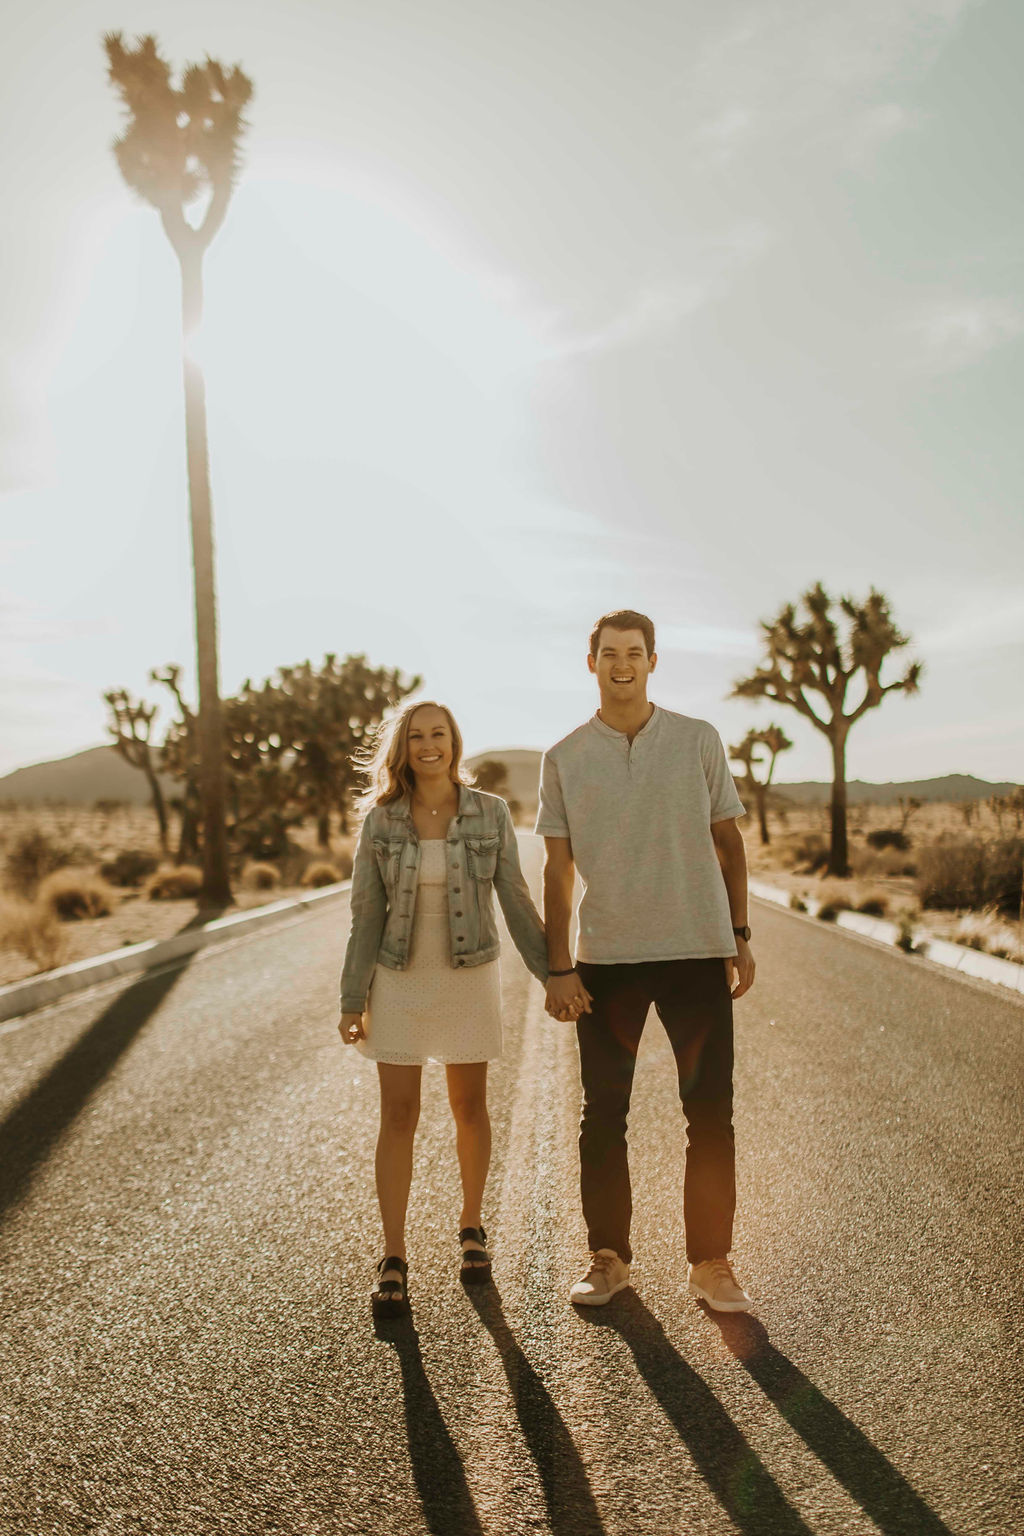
[339,786,548,1012]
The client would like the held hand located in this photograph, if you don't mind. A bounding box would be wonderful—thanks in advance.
[545,971,593,1023]
[725,939,756,999]
[339,1010,366,1044]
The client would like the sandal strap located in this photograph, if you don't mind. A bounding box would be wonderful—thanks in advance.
[377,1255,408,1277]
[459,1226,487,1247]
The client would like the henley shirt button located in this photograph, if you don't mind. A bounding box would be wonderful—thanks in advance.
[455,910,463,917]
[456,958,465,967]
[453,886,461,894]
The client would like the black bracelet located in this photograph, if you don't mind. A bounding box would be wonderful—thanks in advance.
[548,966,576,977]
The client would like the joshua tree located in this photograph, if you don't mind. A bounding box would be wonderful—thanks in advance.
[152,665,201,863]
[732,584,921,876]
[473,759,511,797]
[729,724,792,846]
[103,688,170,855]
[104,34,253,906]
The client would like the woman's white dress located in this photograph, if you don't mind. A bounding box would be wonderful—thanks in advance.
[356,840,502,1065]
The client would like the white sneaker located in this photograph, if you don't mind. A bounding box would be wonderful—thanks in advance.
[687,1258,753,1313]
[569,1248,631,1306]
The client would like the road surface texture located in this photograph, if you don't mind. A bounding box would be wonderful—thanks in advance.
[2,838,1021,1536]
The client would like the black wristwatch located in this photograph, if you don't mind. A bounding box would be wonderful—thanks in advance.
[733,926,751,942]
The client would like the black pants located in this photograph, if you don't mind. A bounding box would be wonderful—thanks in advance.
[575,958,735,1264]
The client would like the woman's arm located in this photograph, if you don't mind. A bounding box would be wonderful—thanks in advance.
[491,800,548,983]
[339,815,389,1013]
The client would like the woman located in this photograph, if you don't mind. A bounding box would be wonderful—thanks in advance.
[338,701,548,1317]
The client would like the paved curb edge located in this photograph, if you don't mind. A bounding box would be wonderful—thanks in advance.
[0,880,352,1024]
[749,877,1024,996]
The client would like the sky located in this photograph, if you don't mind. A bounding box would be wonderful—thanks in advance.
[2,0,1022,786]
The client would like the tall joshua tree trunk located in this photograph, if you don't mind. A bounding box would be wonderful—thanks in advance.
[104,33,254,909]
[829,730,849,878]
[180,253,231,904]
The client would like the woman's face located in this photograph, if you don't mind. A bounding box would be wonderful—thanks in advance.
[405,706,455,786]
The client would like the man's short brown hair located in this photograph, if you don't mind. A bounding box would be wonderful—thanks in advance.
[588,609,656,658]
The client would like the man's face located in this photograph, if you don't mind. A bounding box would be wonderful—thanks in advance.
[587,627,656,705]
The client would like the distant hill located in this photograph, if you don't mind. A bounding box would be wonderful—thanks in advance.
[465,753,1017,811]
[0,744,1015,812]
[771,774,1019,806]
[0,745,175,806]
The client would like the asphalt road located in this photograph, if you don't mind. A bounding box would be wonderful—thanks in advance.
[1,838,1022,1536]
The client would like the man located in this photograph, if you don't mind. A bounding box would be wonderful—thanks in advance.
[536,609,755,1311]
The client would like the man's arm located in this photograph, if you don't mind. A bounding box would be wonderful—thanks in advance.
[542,837,591,1018]
[710,818,755,998]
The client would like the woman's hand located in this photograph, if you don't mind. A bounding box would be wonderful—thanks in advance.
[339,1011,366,1044]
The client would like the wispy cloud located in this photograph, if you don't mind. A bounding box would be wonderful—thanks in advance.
[689,0,979,164]
[548,221,773,359]
[846,102,923,168]
[909,297,1024,371]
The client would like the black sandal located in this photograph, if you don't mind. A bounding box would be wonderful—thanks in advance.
[459,1226,492,1286]
[371,1255,409,1317]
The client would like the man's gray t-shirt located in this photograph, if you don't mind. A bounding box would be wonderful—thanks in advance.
[534,705,745,964]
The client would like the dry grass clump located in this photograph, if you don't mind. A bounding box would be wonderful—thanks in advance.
[301,861,343,889]
[947,907,1024,964]
[147,865,203,901]
[37,869,116,921]
[242,862,281,891]
[0,896,68,972]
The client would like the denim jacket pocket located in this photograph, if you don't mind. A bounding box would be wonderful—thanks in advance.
[465,834,500,881]
[372,837,404,894]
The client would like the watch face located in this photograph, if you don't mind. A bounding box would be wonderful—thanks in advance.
[734,926,751,941]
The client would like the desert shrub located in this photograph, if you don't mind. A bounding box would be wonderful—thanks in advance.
[0,896,68,971]
[147,864,203,901]
[38,869,116,921]
[917,837,1024,914]
[94,799,128,816]
[950,907,1023,963]
[4,828,71,898]
[789,892,808,913]
[333,848,354,880]
[816,902,839,922]
[301,861,343,889]
[792,832,829,873]
[100,849,160,887]
[866,829,910,851]
[815,882,854,923]
[855,895,888,917]
[243,862,281,891]
[850,845,917,878]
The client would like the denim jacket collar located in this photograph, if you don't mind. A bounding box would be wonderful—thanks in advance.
[382,784,484,825]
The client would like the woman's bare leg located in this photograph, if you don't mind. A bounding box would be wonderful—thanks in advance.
[376,1063,422,1262]
[445,1062,491,1231]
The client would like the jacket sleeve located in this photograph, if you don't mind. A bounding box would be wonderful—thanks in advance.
[339,815,388,1012]
[491,799,549,984]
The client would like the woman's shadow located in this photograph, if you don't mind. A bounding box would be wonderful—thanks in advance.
[375,1286,608,1536]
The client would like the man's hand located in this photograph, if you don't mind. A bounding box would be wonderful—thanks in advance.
[545,972,593,1023]
[339,1011,366,1044]
[725,938,755,999]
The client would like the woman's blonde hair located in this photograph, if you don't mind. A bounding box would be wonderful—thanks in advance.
[354,700,474,816]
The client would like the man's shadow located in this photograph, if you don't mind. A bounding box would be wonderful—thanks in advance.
[580,1292,813,1536]
[707,1308,954,1536]
[0,908,225,1224]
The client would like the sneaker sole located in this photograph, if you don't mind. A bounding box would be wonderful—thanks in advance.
[569,1277,631,1307]
[687,1280,753,1313]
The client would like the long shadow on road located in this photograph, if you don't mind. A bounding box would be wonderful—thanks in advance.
[467,1284,608,1536]
[708,1311,955,1536]
[373,1311,485,1536]
[582,1292,813,1536]
[0,912,220,1225]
